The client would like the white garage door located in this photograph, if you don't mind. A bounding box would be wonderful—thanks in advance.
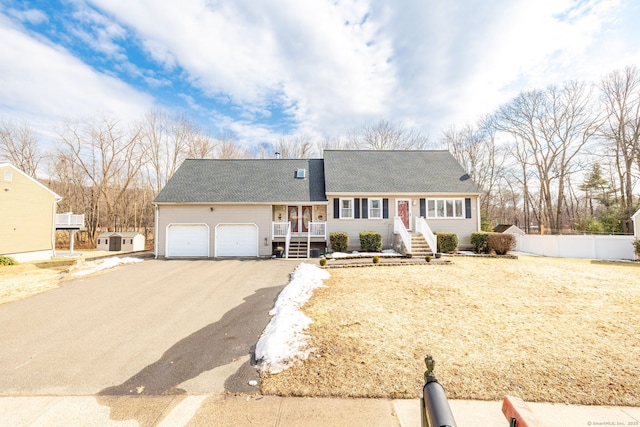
[216,224,258,257]
[166,224,209,257]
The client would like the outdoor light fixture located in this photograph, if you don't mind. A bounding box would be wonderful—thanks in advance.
[210,207,214,212]
[264,237,268,246]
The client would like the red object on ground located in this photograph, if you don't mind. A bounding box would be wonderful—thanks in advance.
[502,395,545,426]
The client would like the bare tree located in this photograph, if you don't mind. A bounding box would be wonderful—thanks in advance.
[214,133,248,159]
[495,81,598,233]
[140,110,215,193]
[0,121,43,176]
[57,114,145,235]
[347,119,432,150]
[275,134,315,158]
[442,118,505,220]
[599,66,640,233]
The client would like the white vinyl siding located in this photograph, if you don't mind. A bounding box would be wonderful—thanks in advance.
[155,204,272,257]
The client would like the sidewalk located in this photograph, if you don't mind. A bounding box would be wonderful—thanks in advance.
[1,395,638,427]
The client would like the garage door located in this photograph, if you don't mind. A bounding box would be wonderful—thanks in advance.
[166,224,209,257]
[216,224,258,257]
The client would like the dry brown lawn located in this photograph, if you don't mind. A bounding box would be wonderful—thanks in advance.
[260,256,640,406]
[0,261,70,304]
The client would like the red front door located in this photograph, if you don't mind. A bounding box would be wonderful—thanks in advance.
[398,200,410,229]
[288,206,298,232]
[289,206,313,233]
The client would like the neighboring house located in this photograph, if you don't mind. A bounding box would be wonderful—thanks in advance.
[97,232,145,252]
[153,150,481,258]
[0,163,62,262]
[493,224,526,236]
[632,208,640,239]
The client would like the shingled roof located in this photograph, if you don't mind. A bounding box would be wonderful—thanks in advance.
[154,150,480,204]
[323,150,480,194]
[153,158,326,203]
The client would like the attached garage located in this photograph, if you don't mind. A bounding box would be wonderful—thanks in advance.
[215,224,258,257]
[166,224,209,257]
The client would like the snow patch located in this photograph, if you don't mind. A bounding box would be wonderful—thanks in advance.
[72,257,143,276]
[255,263,330,374]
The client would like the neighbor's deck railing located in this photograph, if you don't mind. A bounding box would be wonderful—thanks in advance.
[55,212,85,229]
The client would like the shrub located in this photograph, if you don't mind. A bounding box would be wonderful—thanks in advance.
[488,233,516,255]
[329,232,349,252]
[633,240,640,259]
[372,256,380,264]
[319,257,327,267]
[0,256,17,266]
[436,232,458,253]
[425,255,432,262]
[359,231,382,252]
[470,232,490,254]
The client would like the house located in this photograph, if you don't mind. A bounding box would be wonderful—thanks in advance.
[0,163,62,262]
[97,232,146,252]
[153,150,481,258]
[493,224,526,236]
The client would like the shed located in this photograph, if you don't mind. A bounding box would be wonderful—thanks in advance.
[493,224,526,236]
[97,232,145,252]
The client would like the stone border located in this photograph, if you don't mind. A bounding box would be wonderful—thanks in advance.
[320,259,452,269]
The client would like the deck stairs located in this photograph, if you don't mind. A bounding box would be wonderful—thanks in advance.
[287,240,309,258]
[410,233,435,257]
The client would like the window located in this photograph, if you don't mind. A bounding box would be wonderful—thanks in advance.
[369,198,382,219]
[340,198,353,219]
[3,170,11,181]
[426,198,465,218]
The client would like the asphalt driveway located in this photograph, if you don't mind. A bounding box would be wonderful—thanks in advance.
[0,258,300,397]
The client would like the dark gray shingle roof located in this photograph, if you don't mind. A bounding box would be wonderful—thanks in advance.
[154,159,326,203]
[323,150,480,194]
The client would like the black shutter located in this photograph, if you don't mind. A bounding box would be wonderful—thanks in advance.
[383,198,389,219]
[354,198,360,219]
[465,198,472,219]
[362,198,368,219]
[420,198,426,217]
[334,198,340,219]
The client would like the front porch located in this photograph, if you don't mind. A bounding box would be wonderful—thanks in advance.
[271,203,328,258]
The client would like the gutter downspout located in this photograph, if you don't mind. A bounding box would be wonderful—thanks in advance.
[154,204,159,259]
[476,196,481,232]
[52,197,62,258]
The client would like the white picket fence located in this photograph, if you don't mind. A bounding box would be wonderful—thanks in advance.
[515,234,636,260]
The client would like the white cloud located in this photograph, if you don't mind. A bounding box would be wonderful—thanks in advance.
[2,0,640,150]
[0,14,153,136]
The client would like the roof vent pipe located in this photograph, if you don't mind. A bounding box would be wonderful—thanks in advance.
[275,151,281,159]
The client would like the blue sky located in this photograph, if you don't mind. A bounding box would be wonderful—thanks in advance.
[1,0,640,149]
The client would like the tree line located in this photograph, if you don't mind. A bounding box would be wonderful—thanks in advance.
[1,65,639,247]
[444,65,640,235]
